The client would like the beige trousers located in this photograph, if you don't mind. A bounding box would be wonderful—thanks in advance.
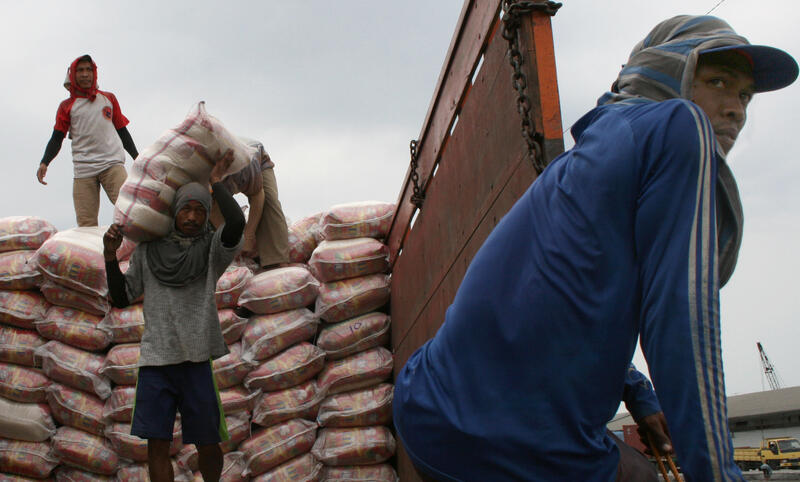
[72,164,127,227]
[256,168,289,267]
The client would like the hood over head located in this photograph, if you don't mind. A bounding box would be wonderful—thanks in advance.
[67,54,98,101]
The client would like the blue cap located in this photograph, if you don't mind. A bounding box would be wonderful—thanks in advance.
[700,44,798,93]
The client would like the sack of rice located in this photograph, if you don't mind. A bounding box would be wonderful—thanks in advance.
[213,342,255,390]
[238,267,320,315]
[217,265,253,309]
[311,426,395,466]
[316,312,391,360]
[220,384,261,415]
[0,325,46,367]
[0,362,50,402]
[0,397,56,442]
[54,467,114,481]
[39,279,109,316]
[35,340,111,399]
[321,464,399,481]
[104,422,181,462]
[51,426,119,475]
[0,439,59,478]
[46,383,106,435]
[219,308,248,345]
[319,202,394,241]
[240,308,317,362]
[114,101,256,242]
[117,461,189,481]
[251,452,323,482]
[0,290,49,329]
[288,214,322,264]
[35,306,111,352]
[221,451,248,482]
[99,303,144,343]
[244,342,326,392]
[102,385,136,422]
[317,347,393,395]
[176,444,199,472]
[308,238,389,283]
[99,343,140,385]
[0,216,57,253]
[252,379,324,428]
[314,274,390,323]
[33,227,107,298]
[316,383,393,428]
[240,418,318,476]
[0,250,42,290]
[220,411,252,453]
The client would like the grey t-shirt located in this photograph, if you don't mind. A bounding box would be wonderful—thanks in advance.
[123,227,242,366]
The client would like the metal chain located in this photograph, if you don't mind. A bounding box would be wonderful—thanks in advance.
[501,0,561,174]
[409,139,425,208]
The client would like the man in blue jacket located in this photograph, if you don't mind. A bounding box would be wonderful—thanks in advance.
[393,15,798,481]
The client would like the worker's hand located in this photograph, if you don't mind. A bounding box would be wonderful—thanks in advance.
[103,224,124,261]
[209,149,234,185]
[637,411,673,455]
[37,163,48,185]
[242,232,257,258]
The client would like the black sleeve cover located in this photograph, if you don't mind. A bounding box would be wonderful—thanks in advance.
[40,130,66,166]
[105,260,130,308]
[212,182,245,247]
[116,126,139,160]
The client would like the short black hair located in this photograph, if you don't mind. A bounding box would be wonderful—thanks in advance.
[78,54,93,64]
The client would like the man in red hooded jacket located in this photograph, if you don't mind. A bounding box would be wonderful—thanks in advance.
[37,54,138,227]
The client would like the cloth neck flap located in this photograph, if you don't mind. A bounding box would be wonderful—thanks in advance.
[146,183,213,287]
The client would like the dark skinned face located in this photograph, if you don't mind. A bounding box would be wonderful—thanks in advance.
[174,200,207,236]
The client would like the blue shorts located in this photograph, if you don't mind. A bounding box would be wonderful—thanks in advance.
[131,361,228,445]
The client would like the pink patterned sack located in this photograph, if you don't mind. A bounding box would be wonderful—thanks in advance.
[51,426,119,475]
[104,422,181,461]
[0,250,42,290]
[220,384,261,415]
[99,343,140,385]
[240,418,318,477]
[98,303,145,343]
[46,383,106,435]
[288,214,322,264]
[219,308,249,344]
[321,464,399,481]
[0,362,50,402]
[33,227,108,298]
[252,379,324,428]
[318,202,395,241]
[314,274,390,323]
[0,397,56,442]
[220,451,248,482]
[213,342,256,390]
[0,290,49,329]
[35,306,111,352]
[0,325,46,366]
[252,452,323,482]
[308,238,389,283]
[0,216,57,253]
[39,280,109,316]
[217,265,253,309]
[35,340,111,399]
[220,411,252,453]
[102,385,136,422]
[240,308,317,362]
[317,347,393,395]
[0,439,59,479]
[244,342,326,392]
[311,426,396,466]
[316,383,393,428]
[316,312,391,360]
[238,266,320,315]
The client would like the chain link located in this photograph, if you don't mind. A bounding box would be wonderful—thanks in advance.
[409,139,425,208]
[501,0,561,174]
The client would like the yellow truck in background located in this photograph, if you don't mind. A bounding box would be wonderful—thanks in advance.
[734,437,800,471]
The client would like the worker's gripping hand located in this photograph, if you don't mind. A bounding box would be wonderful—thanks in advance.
[37,163,48,185]
[103,224,124,261]
[209,149,234,185]
[637,411,674,455]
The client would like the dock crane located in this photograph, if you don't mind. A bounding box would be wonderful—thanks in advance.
[757,341,783,390]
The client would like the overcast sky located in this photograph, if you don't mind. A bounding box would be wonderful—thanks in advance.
[1,1,797,398]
